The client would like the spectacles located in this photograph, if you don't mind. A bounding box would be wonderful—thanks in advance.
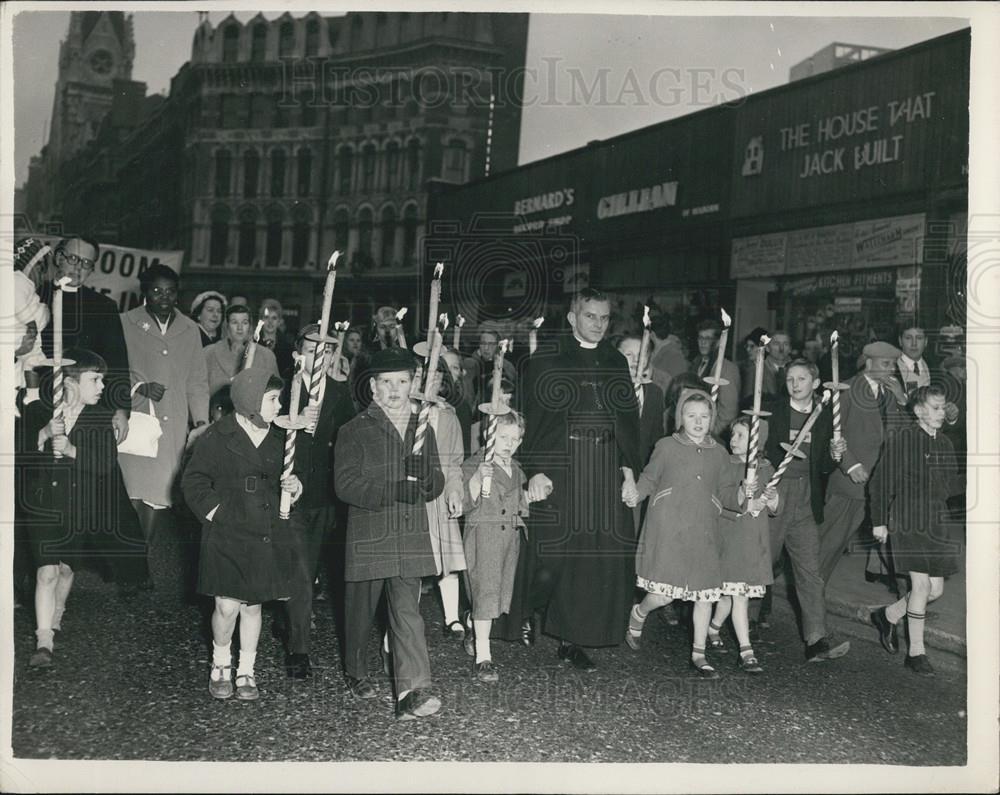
[57,252,96,271]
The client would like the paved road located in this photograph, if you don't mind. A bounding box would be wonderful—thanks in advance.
[11,572,966,764]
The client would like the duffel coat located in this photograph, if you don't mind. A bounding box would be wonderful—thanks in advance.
[181,413,299,603]
[334,402,445,582]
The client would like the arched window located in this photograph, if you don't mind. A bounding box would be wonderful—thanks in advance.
[243,150,259,198]
[251,23,267,62]
[214,150,231,197]
[338,147,353,194]
[270,149,286,197]
[442,139,468,183]
[238,207,257,267]
[361,144,377,192]
[380,206,397,268]
[265,206,283,267]
[292,205,311,269]
[357,207,373,268]
[222,25,239,63]
[305,19,320,56]
[210,205,231,266]
[279,21,295,57]
[384,142,400,190]
[297,148,312,196]
[333,208,350,255]
[402,204,418,268]
[406,139,421,190]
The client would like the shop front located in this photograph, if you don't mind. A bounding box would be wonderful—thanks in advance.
[728,29,969,363]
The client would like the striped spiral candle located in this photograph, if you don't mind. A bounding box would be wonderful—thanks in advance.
[51,279,69,459]
[411,315,447,458]
[709,308,732,404]
[829,330,843,461]
[480,338,510,498]
[765,390,831,491]
[279,361,303,519]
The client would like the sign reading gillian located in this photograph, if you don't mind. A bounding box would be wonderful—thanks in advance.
[597,181,678,220]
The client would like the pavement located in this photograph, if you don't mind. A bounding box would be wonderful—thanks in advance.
[9,565,967,765]
[772,528,966,663]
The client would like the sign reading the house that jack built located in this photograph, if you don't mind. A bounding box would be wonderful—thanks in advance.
[730,30,969,217]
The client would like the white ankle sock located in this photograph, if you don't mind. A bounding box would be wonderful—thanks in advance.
[906,611,926,656]
[884,597,907,624]
[35,628,54,651]
[236,650,256,678]
[212,641,232,668]
[439,574,460,626]
[474,620,492,663]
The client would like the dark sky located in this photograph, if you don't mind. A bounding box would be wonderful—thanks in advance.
[11,8,969,185]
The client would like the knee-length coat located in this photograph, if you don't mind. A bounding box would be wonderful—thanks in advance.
[119,308,209,507]
[181,414,299,603]
[334,403,445,582]
[425,404,467,575]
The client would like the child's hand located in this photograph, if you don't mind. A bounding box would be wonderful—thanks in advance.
[527,473,553,503]
[872,524,889,543]
[829,437,847,459]
[447,490,463,518]
[281,475,303,503]
[48,417,65,438]
[762,485,779,512]
[52,433,74,457]
[478,461,494,482]
[301,404,320,433]
[621,480,639,507]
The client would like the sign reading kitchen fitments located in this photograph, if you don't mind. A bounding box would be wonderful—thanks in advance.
[730,213,925,279]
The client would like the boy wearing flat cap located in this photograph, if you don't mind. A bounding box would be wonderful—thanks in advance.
[334,347,446,720]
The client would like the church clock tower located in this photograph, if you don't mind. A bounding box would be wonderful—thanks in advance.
[47,11,135,163]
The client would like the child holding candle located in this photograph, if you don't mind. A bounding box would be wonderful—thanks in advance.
[460,410,542,682]
[747,359,851,662]
[181,369,303,701]
[708,416,779,674]
[24,349,147,666]
[623,389,730,678]
[334,347,446,719]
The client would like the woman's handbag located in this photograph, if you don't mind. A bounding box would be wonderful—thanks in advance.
[117,399,163,458]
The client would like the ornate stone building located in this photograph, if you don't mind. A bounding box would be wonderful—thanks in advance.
[26,10,530,331]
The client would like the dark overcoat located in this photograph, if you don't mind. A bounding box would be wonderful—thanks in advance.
[333,403,445,582]
[869,422,962,576]
[21,400,145,579]
[181,414,300,603]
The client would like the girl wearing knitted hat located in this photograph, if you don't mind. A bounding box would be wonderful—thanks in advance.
[623,388,731,678]
[181,369,303,701]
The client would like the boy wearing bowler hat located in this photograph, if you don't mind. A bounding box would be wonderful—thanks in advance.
[334,347,445,720]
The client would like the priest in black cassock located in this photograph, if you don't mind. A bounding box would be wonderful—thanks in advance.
[519,288,642,671]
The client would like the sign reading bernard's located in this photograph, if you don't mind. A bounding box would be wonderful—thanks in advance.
[512,188,575,234]
[36,235,184,312]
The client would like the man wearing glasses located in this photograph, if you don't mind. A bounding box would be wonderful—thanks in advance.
[40,237,132,444]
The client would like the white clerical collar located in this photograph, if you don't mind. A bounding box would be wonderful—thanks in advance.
[573,334,598,350]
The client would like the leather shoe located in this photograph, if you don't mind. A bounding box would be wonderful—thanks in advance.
[285,652,312,679]
[870,607,899,654]
[29,647,54,668]
[805,637,851,662]
[345,675,378,699]
[475,660,499,683]
[396,689,441,720]
[557,644,597,672]
[904,654,935,676]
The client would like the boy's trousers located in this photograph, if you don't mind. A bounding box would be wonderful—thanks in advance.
[748,475,828,645]
[344,575,432,695]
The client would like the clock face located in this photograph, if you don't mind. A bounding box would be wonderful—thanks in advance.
[89,49,114,75]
